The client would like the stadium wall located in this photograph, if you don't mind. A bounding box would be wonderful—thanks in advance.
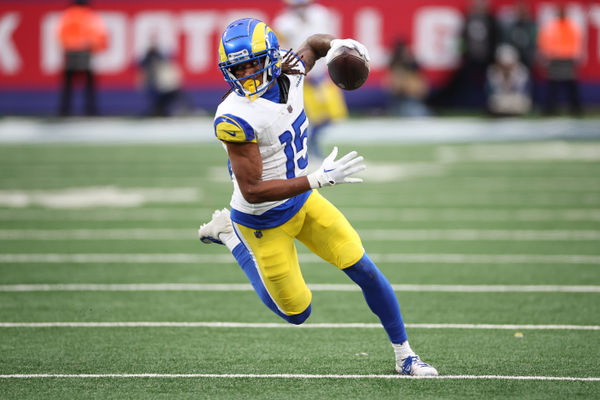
[1,0,599,115]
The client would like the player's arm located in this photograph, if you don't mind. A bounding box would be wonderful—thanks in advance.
[296,35,371,74]
[216,115,314,203]
[215,114,312,203]
[226,141,311,203]
[227,141,366,204]
[296,34,335,74]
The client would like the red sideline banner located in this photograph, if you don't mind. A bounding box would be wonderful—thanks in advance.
[0,0,599,89]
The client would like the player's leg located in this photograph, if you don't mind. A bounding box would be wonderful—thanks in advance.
[232,219,312,324]
[566,78,582,116]
[59,69,74,116]
[84,69,97,116]
[296,191,407,341]
[544,78,559,115]
[296,191,438,375]
[344,253,438,376]
[198,209,311,325]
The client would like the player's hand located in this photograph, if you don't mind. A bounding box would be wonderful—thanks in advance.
[307,146,366,188]
[326,38,371,63]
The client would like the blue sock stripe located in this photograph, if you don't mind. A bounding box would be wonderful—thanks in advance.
[343,253,407,344]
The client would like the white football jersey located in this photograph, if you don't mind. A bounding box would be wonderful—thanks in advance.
[213,57,311,228]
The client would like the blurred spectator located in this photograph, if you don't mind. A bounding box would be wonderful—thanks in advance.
[463,0,498,66]
[502,1,537,70]
[538,5,583,116]
[485,44,532,116]
[428,0,498,110]
[461,0,499,107]
[273,0,347,162]
[382,40,431,117]
[138,41,189,117]
[56,0,107,116]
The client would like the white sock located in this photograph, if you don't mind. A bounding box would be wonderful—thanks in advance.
[220,231,240,251]
[392,341,416,362]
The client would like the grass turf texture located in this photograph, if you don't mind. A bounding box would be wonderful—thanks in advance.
[1,291,599,325]
[1,140,599,398]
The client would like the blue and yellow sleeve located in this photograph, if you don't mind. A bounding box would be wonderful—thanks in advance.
[214,114,257,143]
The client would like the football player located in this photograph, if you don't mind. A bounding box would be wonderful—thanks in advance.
[199,18,437,376]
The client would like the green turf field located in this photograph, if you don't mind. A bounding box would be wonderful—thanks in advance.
[1,139,599,399]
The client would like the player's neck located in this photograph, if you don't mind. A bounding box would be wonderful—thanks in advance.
[261,79,281,103]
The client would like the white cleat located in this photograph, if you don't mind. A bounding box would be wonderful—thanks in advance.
[396,355,439,376]
[198,208,233,245]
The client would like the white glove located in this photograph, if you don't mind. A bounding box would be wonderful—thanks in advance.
[307,147,366,189]
[326,38,371,64]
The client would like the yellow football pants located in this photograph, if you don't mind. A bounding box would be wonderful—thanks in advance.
[232,190,364,316]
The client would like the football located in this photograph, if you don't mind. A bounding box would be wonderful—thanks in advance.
[327,47,370,90]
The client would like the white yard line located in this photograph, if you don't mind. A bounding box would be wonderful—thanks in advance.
[2,208,600,222]
[415,178,600,192]
[329,193,600,207]
[0,253,233,263]
[359,229,600,241]
[1,283,599,293]
[0,187,201,208]
[0,229,194,240]
[343,208,600,222]
[0,373,598,381]
[2,229,600,241]
[0,208,213,221]
[0,322,598,330]
[437,142,600,163]
[1,253,598,264]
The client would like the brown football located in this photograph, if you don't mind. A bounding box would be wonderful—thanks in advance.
[327,47,370,90]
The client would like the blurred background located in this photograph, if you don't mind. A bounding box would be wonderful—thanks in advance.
[0,0,598,118]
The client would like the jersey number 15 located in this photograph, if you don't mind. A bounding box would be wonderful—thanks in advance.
[278,110,309,179]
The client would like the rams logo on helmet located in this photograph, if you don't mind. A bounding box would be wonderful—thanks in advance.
[218,18,282,100]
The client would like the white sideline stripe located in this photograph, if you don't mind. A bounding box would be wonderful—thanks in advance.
[1,283,600,293]
[2,208,600,222]
[1,253,599,264]
[0,322,598,330]
[2,229,600,241]
[2,118,599,144]
[0,373,598,381]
